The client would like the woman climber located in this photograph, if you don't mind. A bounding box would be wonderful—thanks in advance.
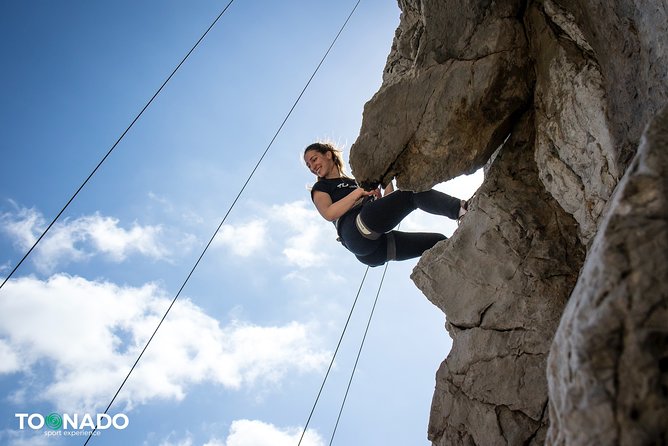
[304,142,467,267]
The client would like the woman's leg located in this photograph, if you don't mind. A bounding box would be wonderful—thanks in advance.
[391,230,446,261]
[360,190,462,233]
[414,190,462,220]
[355,230,446,266]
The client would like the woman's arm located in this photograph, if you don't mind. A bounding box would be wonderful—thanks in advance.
[312,188,372,222]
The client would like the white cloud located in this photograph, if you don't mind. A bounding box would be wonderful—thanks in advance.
[210,200,335,270]
[0,339,21,373]
[153,420,324,446]
[0,275,329,412]
[0,206,171,273]
[269,201,331,268]
[83,214,167,260]
[213,220,267,257]
[220,419,324,446]
[0,205,42,249]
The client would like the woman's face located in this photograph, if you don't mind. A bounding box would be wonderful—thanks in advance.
[304,149,337,178]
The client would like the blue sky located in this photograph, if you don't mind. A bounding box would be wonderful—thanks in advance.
[0,1,483,445]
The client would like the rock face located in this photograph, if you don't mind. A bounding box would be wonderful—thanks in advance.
[546,107,668,446]
[349,0,533,191]
[528,1,620,245]
[413,112,585,445]
[349,0,668,444]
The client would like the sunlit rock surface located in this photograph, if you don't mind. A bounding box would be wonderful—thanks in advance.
[349,0,532,191]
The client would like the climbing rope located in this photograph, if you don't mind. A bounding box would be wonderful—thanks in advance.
[297,225,392,446]
[296,266,369,446]
[82,1,364,444]
[0,0,237,292]
[328,262,389,446]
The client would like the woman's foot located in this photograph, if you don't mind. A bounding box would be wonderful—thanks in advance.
[457,199,468,225]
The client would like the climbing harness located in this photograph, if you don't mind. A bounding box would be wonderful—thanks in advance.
[355,213,381,240]
[334,195,375,244]
[334,195,397,261]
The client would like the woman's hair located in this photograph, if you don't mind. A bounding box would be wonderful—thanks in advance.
[303,142,348,179]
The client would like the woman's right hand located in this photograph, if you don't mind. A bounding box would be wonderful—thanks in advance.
[356,187,376,199]
[359,187,383,200]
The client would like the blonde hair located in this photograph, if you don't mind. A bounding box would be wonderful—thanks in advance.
[303,142,348,180]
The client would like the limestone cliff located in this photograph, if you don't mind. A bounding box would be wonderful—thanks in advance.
[349,0,668,444]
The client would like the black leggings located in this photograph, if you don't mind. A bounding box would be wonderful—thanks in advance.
[338,190,461,267]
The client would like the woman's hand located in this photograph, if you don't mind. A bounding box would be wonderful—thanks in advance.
[369,188,382,199]
[312,187,370,222]
[357,187,378,199]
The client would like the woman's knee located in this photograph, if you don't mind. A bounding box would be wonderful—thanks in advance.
[354,240,388,267]
[355,253,385,267]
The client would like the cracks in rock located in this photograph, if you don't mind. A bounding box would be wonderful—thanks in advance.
[546,139,587,189]
[449,319,529,334]
[478,301,495,327]
[495,400,546,445]
[446,301,497,331]
[386,0,424,78]
[443,371,545,423]
[496,407,510,445]
[522,399,549,445]
[449,46,526,64]
[537,0,595,58]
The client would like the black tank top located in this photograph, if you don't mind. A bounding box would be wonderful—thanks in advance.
[310,177,358,203]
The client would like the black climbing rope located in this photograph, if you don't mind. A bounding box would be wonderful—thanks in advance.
[328,262,389,445]
[298,220,396,446]
[296,263,390,445]
[296,266,370,446]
